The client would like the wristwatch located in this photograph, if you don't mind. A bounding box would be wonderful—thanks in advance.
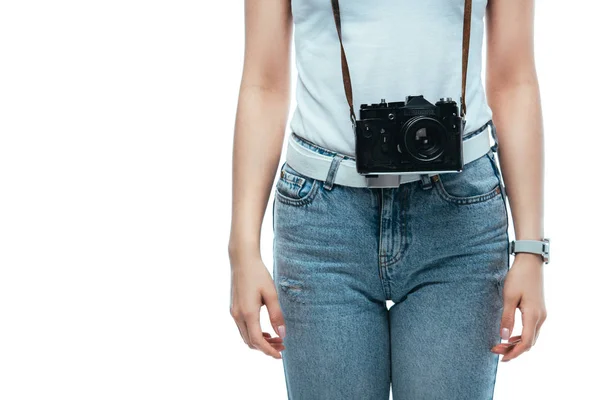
[509,238,550,264]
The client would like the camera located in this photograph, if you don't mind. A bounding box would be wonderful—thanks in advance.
[354,95,464,175]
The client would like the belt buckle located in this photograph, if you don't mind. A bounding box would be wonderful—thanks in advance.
[365,174,401,188]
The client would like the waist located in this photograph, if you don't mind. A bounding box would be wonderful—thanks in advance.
[285,120,497,188]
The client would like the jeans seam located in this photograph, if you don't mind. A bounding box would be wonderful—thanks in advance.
[281,173,306,188]
[377,189,391,299]
[432,151,503,205]
[275,180,321,206]
[433,178,502,205]
[490,354,500,400]
[291,132,356,160]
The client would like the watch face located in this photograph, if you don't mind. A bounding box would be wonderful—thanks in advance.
[542,238,550,264]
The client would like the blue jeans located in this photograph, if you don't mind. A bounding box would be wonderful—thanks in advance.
[272,126,510,399]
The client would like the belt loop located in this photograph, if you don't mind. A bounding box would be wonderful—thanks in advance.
[323,154,345,191]
[489,120,499,153]
[419,174,433,190]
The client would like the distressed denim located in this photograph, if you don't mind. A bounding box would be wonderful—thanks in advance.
[272,126,510,400]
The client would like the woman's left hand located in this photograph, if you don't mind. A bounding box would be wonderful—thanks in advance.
[490,252,547,362]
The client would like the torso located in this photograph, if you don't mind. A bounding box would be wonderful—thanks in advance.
[289,0,492,157]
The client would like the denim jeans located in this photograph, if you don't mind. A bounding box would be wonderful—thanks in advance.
[272,126,510,399]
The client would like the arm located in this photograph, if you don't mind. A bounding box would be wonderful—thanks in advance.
[228,0,293,359]
[486,0,547,362]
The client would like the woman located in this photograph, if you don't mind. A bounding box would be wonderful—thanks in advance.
[229,0,547,398]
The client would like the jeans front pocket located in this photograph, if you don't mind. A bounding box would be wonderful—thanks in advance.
[433,151,503,206]
[275,162,321,206]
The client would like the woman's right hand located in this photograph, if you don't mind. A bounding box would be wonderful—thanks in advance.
[228,0,293,360]
[229,251,286,359]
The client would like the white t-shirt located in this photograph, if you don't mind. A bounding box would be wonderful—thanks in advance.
[288,0,492,157]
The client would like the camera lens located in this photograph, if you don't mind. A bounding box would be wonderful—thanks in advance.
[402,117,447,161]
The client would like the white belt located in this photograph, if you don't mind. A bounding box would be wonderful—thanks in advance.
[285,123,495,188]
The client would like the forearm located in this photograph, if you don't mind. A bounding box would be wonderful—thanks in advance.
[228,85,290,262]
[487,79,544,242]
[483,0,547,362]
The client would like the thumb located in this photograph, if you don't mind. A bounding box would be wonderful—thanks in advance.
[264,289,286,339]
[500,294,518,340]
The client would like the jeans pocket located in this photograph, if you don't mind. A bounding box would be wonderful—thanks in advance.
[433,151,503,205]
[275,162,321,206]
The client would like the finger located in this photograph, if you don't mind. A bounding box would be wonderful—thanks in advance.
[245,314,283,359]
[267,341,285,351]
[533,321,543,346]
[533,311,546,346]
[231,308,255,349]
[491,336,522,354]
[263,288,286,340]
[233,321,244,342]
[238,319,255,349]
[265,336,284,344]
[264,331,286,347]
[491,336,521,352]
[267,339,286,349]
[500,292,519,342]
[501,311,538,362]
[265,338,285,350]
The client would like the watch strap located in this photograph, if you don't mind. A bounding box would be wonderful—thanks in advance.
[509,238,550,264]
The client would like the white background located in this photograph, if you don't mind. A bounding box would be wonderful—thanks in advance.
[0,1,598,399]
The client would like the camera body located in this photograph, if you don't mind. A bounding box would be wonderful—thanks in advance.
[354,95,464,175]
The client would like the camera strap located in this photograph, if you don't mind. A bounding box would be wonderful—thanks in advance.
[330,0,473,125]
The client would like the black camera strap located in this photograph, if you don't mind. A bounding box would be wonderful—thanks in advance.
[330,0,473,125]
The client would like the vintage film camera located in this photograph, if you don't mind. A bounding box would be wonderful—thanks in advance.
[353,95,464,175]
